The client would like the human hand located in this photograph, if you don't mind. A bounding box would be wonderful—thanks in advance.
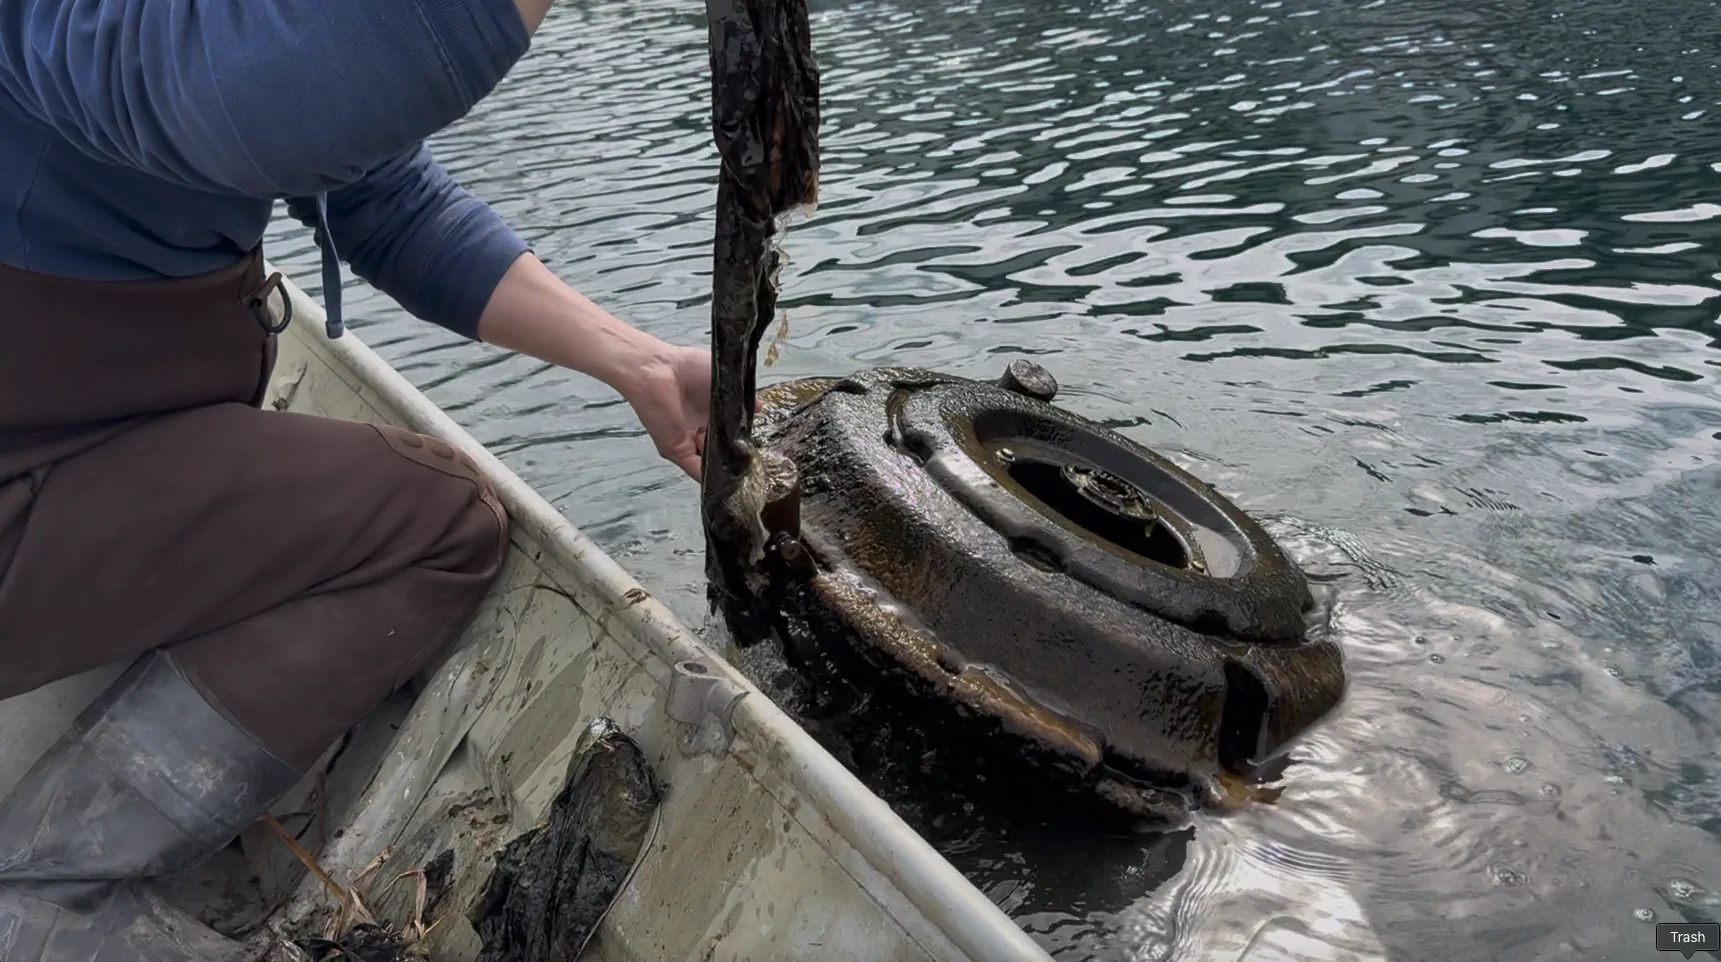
[619,342,713,480]
[470,254,742,481]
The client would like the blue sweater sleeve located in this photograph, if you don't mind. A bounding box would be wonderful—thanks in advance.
[0,0,530,199]
[284,146,529,340]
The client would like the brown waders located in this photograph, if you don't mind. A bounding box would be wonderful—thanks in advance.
[0,249,509,962]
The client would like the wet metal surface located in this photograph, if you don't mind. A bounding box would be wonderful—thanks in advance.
[268,0,1721,956]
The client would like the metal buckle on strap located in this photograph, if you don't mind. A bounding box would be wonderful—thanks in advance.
[244,271,292,335]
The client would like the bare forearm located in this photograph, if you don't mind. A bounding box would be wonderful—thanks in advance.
[514,0,553,34]
[475,253,662,396]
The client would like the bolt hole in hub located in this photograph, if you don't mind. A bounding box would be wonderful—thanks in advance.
[994,447,1191,571]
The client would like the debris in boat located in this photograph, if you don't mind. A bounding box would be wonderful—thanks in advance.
[262,810,443,962]
[262,811,379,936]
[295,922,425,962]
[469,717,661,962]
[289,861,441,961]
[698,0,821,645]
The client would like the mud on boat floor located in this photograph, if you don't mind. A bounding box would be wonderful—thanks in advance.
[295,923,428,962]
[283,718,661,962]
[466,718,661,962]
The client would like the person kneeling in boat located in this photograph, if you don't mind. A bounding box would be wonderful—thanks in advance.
[0,0,705,958]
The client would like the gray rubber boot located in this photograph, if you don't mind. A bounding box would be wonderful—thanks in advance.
[0,650,307,962]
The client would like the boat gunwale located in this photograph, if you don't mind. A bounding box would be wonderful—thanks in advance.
[264,266,1055,962]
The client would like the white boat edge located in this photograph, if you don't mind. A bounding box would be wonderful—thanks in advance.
[253,268,1056,961]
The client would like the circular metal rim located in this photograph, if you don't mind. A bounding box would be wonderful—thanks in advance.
[892,380,1315,644]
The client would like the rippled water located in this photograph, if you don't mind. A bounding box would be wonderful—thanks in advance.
[267,0,1721,957]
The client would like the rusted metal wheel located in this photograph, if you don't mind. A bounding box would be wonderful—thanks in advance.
[740,364,1346,821]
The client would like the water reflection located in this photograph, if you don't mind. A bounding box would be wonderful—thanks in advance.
[266,0,1721,956]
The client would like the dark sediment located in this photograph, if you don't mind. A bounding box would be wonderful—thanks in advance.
[468,719,660,962]
[294,924,421,962]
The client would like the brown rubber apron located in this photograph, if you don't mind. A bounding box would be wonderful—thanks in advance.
[0,249,281,484]
[0,252,507,770]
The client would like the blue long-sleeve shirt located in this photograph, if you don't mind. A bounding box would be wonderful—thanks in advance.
[0,0,534,339]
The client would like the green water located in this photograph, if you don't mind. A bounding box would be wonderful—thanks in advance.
[269,0,1721,956]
